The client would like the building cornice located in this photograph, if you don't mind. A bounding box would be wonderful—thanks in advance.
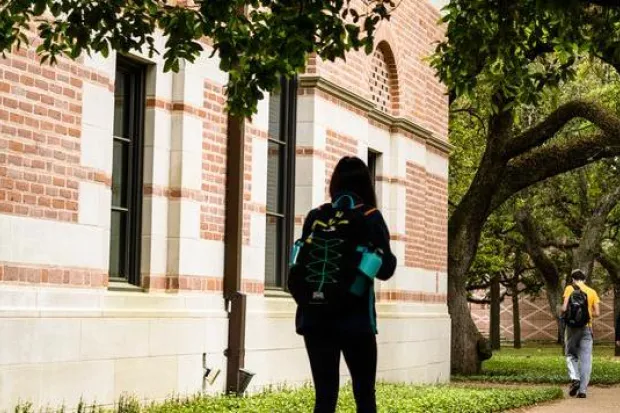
[298,75,454,154]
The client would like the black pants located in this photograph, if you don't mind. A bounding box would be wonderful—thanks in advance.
[303,331,377,413]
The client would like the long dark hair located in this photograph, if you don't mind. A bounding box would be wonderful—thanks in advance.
[329,156,377,207]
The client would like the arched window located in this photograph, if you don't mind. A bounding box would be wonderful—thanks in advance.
[369,42,399,116]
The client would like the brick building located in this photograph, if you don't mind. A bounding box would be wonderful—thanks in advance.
[0,1,450,409]
[471,293,617,343]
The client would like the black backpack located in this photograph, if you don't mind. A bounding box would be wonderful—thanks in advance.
[287,196,374,309]
[564,287,590,328]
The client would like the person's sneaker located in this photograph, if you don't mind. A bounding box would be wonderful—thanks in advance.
[577,393,587,398]
[569,380,580,397]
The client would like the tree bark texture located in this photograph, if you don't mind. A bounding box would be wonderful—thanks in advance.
[572,185,620,275]
[615,284,620,357]
[512,251,523,349]
[516,209,566,343]
[448,145,508,374]
[512,286,522,349]
[490,275,501,350]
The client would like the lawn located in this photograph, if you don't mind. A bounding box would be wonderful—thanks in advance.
[16,384,563,413]
[454,343,620,385]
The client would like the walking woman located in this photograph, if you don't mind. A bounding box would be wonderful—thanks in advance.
[288,156,397,413]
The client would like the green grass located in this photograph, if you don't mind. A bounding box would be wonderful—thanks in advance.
[15,384,563,413]
[454,343,620,385]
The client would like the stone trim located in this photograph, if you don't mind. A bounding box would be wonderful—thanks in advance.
[298,75,453,154]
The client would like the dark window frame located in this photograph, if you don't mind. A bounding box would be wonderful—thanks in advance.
[368,149,380,187]
[109,56,146,287]
[265,76,298,289]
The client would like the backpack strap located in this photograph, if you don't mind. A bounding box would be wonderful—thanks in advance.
[332,194,357,210]
[364,207,378,216]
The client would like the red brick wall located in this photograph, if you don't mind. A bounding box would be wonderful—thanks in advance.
[404,161,448,272]
[0,47,111,222]
[405,162,427,269]
[471,293,617,342]
[200,79,264,245]
[369,43,400,116]
[425,172,448,271]
[201,79,227,241]
[314,0,448,138]
[325,129,359,200]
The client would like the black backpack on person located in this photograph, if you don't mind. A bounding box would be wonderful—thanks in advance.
[287,195,376,309]
[564,286,590,328]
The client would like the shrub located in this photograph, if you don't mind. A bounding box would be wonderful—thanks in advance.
[454,345,620,385]
[15,384,563,413]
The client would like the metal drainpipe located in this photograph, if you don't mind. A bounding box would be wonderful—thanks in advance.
[223,113,246,395]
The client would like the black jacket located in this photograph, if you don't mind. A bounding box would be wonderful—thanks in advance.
[294,196,397,335]
[616,313,620,342]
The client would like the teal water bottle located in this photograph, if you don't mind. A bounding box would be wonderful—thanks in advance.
[289,240,303,267]
[350,246,383,296]
[358,246,383,279]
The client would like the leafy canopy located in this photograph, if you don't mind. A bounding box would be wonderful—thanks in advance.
[0,0,397,117]
[431,0,620,110]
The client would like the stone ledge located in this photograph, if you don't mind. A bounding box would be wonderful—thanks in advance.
[298,75,454,154]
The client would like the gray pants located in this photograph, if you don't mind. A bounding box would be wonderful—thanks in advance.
[565,326,593,394]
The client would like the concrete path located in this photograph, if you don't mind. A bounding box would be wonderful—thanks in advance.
[524,386,620,413]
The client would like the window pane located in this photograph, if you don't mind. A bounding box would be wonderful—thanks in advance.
[109,59,146,287]
[264,215,282,287]
[113,73,126,138]
[109,210,127,279]
[111,140,129,207]
[368,150,378,186]
[264,77,297,288]
[266,141,283,213]
[268,90,281,142]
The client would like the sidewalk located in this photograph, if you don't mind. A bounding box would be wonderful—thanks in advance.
[525,386,620,413]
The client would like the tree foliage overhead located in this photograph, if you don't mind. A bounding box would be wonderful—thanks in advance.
[0,0,397,117]
[432,0,620,106]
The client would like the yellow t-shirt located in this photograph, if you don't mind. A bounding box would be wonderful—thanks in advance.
[563,284,600,327]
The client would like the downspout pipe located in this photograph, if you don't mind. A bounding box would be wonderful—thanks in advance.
[222,4,250,396]
[223,113,247,395]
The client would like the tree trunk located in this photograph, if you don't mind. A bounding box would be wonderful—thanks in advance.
[448,186,502,372]
[447,131,512,374]
[511,256,522,349]
[615,283,620,357]
[512,288,521,349]
[448,269,490,374]
[490,275,501,350]
[516,209,566,344]
[572,185,620,276]
[545,283,565,345]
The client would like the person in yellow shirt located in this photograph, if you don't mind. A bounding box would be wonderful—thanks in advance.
[562,269,600,399]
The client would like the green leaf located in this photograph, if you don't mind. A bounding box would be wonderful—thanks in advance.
[33,0,47,16]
